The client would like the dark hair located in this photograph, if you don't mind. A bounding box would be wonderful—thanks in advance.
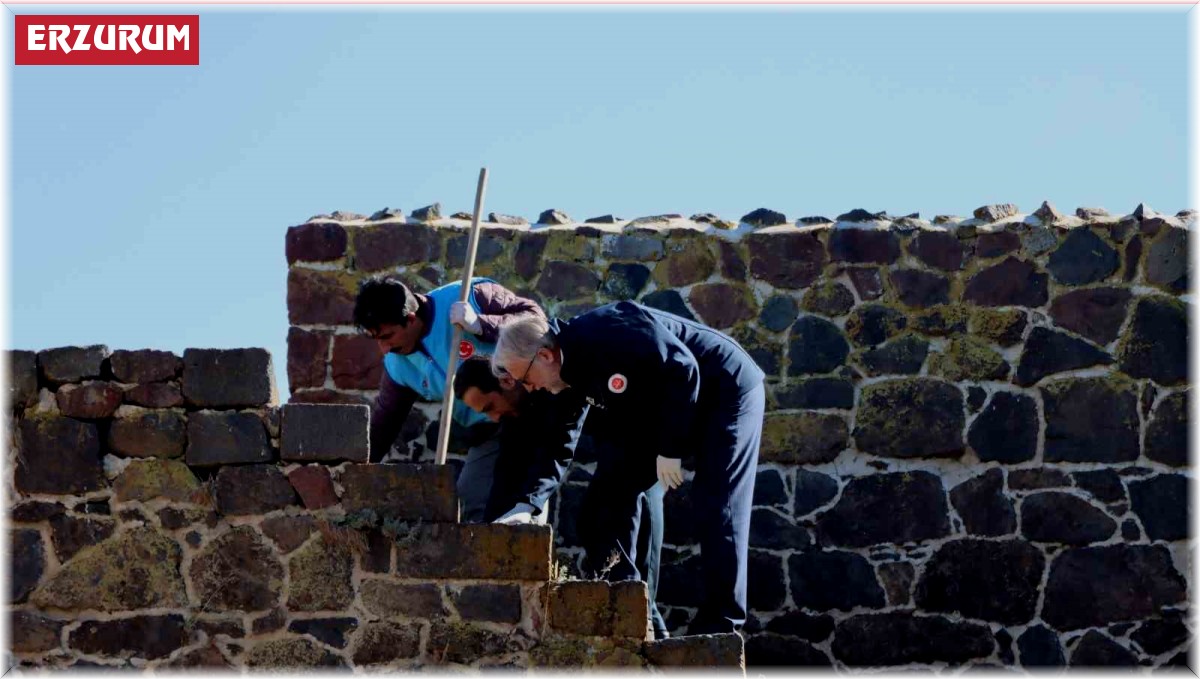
[454,355,502,399]
[353,275,419,332]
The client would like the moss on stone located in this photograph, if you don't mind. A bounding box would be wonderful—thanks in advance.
[286,536,355,612]
[543,230,597,263]
[969,308,1028,346]
[801,280,856,317]
[760,412,848,464]
[930,337,1010,381]
[652,239,717,288]
[245,638,341,668]
[112,459,201,503]
[912,305,970,336]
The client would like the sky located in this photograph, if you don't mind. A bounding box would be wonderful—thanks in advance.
[4,4,1192,394]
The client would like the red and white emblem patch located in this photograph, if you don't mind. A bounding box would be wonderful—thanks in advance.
[608,373,628,394]
[458,340,475,360]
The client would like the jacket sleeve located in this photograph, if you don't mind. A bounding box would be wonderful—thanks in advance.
[644,343,702,460]
[517,393,590,515]
[369,370,418,463]
[471,281,546,344]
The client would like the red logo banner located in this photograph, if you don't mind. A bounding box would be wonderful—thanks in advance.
[15,15,199,65]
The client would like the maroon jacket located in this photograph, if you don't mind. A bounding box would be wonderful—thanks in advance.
[369,281,545,461]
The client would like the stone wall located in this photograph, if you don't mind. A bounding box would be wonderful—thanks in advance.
[286,201,1192,670]
[5,347,743,670]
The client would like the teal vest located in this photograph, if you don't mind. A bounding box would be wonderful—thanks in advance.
[383,279,496,428]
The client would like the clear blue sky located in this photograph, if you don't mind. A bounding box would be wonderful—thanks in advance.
[7,6,1191,393]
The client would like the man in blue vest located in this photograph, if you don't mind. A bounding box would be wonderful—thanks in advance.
[353,274,544,523]
[491,301,765,635]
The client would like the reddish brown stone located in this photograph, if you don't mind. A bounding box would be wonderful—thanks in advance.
[287,269,356,325]
[610,580,652,639]
[393,524,551,581]
[288,465,339,510]
[910,231,969,271]
[56,382,122,419]
[688,283,757,329]
[331,334,383,390]
[215,465,298,515]
[963,257,1049,307]
[16,416,105,495]
[976,232,1021,259]
[289,389,371,406]
[339,464,457,522]
[261,515,316,553]
[847,267,884,300]
[645,633,745,668]
[286,222,347,263]
[287,327,329,391]
[109,349,180,384]
[107,410,186,458]
[10,611,64,653]
[829,229,901,264]
[49,514,116,562]
[123,382,183,408]
[536,261,601,300]
[890,269,950,309]
[514,232,548,280]
[718,240,747,280]
[350,222,441,271]
[746,231,826,289]
[170,644,232,668]
[548,581,612,635]
[1049,287,1132,345]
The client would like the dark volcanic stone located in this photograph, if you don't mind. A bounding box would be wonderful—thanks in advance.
[976,231,1022,259]
[108,410,186,458]
[787,316,849,375]
[16,416,104,494]
[10,610,65,653]
[1144,226,1188,291]
[191,526,284,612]
[602,263,652,300]
[753,469,788,507]
[446,234,506,267]
[832,612,994,666]
[49,514,116,562]
[750,509,810,551]
[1131,615,1190,656]
[1049,287,1132,346]
[281,403,369,463]
[745,634,831,667]
[1020,492,1117,545]
[1073,469,1126,504]
[967,386,987,411]
[717,241,747,280]
[1015,327,1112,386]
[11,529,44,603]
[123,382,183,408]
[7,350,38,412]
[837,208,886,222]
[793,470,839,517]
[773,378,854,410]
[1048,229,1119,285]
[914,305,970,337]
[950,469,1016,536]
[537,261,601,300]
[602,235,663,262]
[109,349,181,384]
[288,618,358,648]
[847,267,884,300]
[1018,625,1065,667]
[488,212,528,225]
[765,610,834,642]
[1070,630,1138,666]
[1145,391,1188,467]
[1128,474,1188,541]
[963,257,1049,307]
[56,382,123,419]
[182,348,275,408]
[828,229,900,264]
[745,231,826,289]
[1125,235,1143,281]
[70,615,188,660]
[910,231,969,270]
[915,538,1044,624]
[890,269,950,308]
[801,281,855,317]
[689,283,757,329]
[513,233,547,280]
[845,304,907,347]
[747,550,786,611]
[450,584,522,624]
[186,411,272,466]
[1042,378,1139,463]
[759,295,798,333]
[411,203,441,221]
[816,471,950,548]
[11,501,66,522]
[789,550,886,612]
[38,345,108,384]
[1119,296,1188,386]
[1042,544,1186,630]
[854,379,964,459]
[858,335,928,376]
[1008,468,1071,490]
[741,207,787,227]
[877,562,915,606]
[215,465,298,515]
[286,222,348,264]
[639,290,695,321]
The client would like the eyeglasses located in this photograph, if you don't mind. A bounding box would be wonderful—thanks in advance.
[515,353,538,388]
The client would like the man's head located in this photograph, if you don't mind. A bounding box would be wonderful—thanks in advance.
[354,275,424,356]
[491,316,569,394]
[454,356,522,422]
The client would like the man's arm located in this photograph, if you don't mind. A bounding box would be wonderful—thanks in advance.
[369,371,418,463]
[515,392,590,515]
[471,281,546,344]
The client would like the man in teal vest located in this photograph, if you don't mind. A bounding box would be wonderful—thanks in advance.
[353,274,545,523]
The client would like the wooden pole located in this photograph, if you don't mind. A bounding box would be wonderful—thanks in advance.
[434,167,488,466]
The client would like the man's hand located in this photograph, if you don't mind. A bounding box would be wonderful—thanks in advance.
[657,456,683,490]
[450,301,482,335]
[494,503,536,525]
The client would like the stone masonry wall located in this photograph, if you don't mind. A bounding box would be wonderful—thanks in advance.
[286,201,1192,670]
[5,347,744,671]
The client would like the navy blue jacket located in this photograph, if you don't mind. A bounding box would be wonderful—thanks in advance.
[551,301,765,467]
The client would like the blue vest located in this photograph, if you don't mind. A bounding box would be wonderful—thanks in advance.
[383,279,496,428]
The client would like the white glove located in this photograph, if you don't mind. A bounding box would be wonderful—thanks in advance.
[449,301,482,335]
[494,503,537,525]
[657,456,684,491]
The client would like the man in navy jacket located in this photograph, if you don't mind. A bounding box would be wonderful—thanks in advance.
[491,301,765,635]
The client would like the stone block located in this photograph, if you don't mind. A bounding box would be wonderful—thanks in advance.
[644,633,746,668]
[123,382,183,408]
[107,409,186,458]
[330,334,382,390]
[831,612,994,666]
[288,465,339,509]
[789,550,885,612]
[351,222,441,271]
[109,349,181,383]
[845,304,908,347]
[1042,544,1186,630]
[772,378,855,410]
[31,527,186,612]
[286,221,347,263]
[190,526,283,613]
[976,231,1021,258]
[113,459,201,503]
[548,581,610,636]
[787,316,849,374]
[828,228,901,264]
[15,416,105,494]
[450,583,522,624]
[1128,474,1187,541]
[1042,377,1139,463]
[858,335,928,376]
[1069,630,1138,666]
[186,411,272,466]
[8,350,38,410]
[280,403,368,462]
[1015,327,1111,386]
[745,634,831,666]
[287,268,358,325]
[950,468,1016,536]
[537,260,601,300]
[750,509,811,550]
[1017,624,1065,667]
[182,348,277,408]
[854,378,963,459]
[393,524,551,581]
[427,620,526,665]
[38,345,108,384]
[1145,390,1187,467]
[968,392,1038,463]
[1048,228,1119,285]
[56,382,123,419]
[70,615,188,660]
[745,231,826,289]
[215,465,297,515]
[361,579,447,619]
[890,269,950,308]
[338,463,457,522]
[514,232,548,280]
[287,327,330,390]
[602,263,652,300]
[816,471,950,548]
